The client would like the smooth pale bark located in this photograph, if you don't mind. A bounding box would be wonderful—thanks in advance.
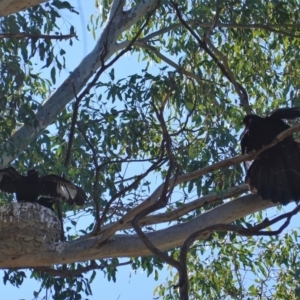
[0,0,161,168]
[0,195,274,268]
[0,0,47,16]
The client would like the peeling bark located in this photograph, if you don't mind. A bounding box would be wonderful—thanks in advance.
[0,203,61,259]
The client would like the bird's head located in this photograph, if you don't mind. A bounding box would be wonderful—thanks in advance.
[241,114,264,141]
[242,114,263,129]
[27,169,39,177]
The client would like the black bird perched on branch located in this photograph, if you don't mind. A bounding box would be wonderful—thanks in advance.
[241,107,300,205]
[0,167,86,209]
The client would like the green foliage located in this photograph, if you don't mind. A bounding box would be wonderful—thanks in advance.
[3,270,26,287]
[132,256,164,278]
[0,1,70,148]
[32,269,92,300]
[156,230,300,299]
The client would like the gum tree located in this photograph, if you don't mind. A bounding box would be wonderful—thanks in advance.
[1,0,300,299]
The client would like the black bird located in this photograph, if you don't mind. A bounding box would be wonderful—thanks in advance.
[241,107,300,205]
[0,167,86,209]
[37,197,57,210]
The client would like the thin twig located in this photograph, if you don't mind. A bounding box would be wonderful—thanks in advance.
[76,124,101,231]
[92,122,300,245]
[0,32,76,40]
[33,259,131,277]
[177,203,300,299]
[170,1,250,114]
[76,1,161,101]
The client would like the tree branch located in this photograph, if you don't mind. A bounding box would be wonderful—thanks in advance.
[0,0,47,16]
[0,0,162,168]
[33,259,131,277]
[170,1,250,113]
[0,194,275,268]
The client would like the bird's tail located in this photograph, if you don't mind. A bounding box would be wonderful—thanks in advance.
[245,142,300,205]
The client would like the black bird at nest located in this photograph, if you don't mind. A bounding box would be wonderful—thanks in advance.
[0,167,86,209]
[241,107,300,205]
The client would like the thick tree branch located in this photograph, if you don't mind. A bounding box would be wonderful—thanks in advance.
[181,203,300,254]
[0,0,47,16]
[0,194,275,268]
[0,0,162,168]
[91,122,300,246]
[103,184,248,230]
[76,183,248,242]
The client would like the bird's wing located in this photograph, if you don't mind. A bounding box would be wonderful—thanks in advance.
[38,175,86,205]
[0,167,22,193]
[268,107,300,120]
[241,130,254,171]
[241,129,250,154]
